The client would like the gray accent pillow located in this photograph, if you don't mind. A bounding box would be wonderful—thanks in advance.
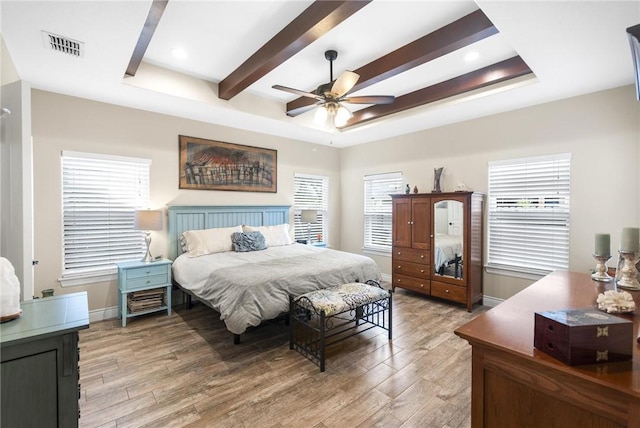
[231,231,267,252]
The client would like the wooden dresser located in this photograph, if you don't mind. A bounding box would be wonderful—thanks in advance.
[1,292,89,428]
[391,191,484,311]
[455,271,640,427]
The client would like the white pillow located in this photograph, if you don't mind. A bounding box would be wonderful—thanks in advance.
[181,225,243,257]
[243,224,294,247]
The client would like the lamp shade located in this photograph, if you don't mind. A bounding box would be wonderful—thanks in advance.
[300,209,318,224]
[134,210,163,231]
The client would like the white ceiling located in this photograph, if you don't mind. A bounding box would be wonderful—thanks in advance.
[1,1,639,148]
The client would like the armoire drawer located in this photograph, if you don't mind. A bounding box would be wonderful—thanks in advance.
[392,247,430,264]
[392,260,430,279]
[393,274,430,294]
[431,281,467,303]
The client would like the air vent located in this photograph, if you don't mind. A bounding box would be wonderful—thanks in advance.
[42,31,84,58]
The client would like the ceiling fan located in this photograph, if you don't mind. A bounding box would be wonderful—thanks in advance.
[272,50,395,128]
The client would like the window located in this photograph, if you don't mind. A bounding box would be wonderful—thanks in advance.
[487,153,571,277]
[363,172,403,254]
[61,151,151,284]
[293,174,328,244]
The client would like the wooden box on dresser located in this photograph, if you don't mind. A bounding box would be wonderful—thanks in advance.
[391,191,484,311]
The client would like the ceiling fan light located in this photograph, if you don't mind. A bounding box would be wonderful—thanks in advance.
[314,106,329,125]
[334,105,352,127]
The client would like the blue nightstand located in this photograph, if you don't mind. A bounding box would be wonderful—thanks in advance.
[117,259,172,327]
[311,242,327,248]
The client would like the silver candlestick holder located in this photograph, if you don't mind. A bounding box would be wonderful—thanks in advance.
[591,254,612,282]
[616,250,640,291]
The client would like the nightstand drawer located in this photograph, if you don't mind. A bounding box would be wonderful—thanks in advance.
[125,264,168,280]
[125,273,169,290]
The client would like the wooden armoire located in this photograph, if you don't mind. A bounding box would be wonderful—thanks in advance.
[391,191,484,311]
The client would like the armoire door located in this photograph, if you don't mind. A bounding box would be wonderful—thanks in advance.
[411,197,431,249]
[392,197,412,247]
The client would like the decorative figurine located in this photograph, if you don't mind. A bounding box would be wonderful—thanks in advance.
[405,184,410,194]
[413,185,418,194]
[433,167,444,193]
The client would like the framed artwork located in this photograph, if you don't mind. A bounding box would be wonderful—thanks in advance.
[179,135,277,192]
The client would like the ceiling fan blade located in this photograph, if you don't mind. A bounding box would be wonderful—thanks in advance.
[330,71,359,98]
[272,85,323,101]
[342,95,395,105]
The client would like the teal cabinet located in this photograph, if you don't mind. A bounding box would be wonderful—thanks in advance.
[1,292,89,427]
[117,259,172,327]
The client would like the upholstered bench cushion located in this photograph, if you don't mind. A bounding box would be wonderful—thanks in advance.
[296,283,389,317]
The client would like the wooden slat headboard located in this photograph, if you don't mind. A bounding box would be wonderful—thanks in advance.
[167,205,291,260]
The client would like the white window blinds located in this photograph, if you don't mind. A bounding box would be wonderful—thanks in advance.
[487,153,571,276]
[364,172,403,252]
[61,151,151,278]
[294,174,328,244]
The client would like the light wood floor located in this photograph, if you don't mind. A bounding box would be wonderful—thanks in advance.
[79,289,488,428]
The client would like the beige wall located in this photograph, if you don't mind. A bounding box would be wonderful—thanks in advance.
[340,85,640,300]
[31,90,342,312]
[1,35,20,86]
[30,85,640,313]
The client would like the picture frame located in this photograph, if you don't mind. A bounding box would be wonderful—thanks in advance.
[178,135,277,193]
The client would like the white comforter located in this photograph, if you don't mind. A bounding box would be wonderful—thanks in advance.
[172,244,381,334]
[434,234,463,271]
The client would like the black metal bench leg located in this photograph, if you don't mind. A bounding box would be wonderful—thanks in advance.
[320,310,326,372]
[289,295,294,350]
[388,292,393,340]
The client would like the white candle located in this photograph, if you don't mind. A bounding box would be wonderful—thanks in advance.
[620,227,640,253]
[594,233,610,257]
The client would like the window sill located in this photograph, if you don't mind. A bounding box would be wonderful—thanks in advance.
[59,269,117,287]
[362,247,392,257]
[485,265,553,281]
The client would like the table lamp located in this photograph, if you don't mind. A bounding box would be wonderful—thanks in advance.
[300,209,318,244]
[134,210,163,262]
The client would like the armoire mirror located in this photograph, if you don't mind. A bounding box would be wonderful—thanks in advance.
[434,200,464,279]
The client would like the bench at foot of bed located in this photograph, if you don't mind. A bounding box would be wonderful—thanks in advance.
[289,280,392,372]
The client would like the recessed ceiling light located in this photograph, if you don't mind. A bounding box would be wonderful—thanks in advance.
[171,48,188,60]
[464,51,479,62]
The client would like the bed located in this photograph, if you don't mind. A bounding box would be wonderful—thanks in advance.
[168,205,381,341]
[434,233,463,278]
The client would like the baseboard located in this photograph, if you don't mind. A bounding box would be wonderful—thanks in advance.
[482,295,504,308]
[89,291,502,321]
[89,290,185,323]
[89,306,119,323]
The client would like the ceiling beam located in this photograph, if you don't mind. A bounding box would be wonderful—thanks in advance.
[218,0,371,101]
[125,0,169,77]
[286,8,498,116]
[340,56,533,129]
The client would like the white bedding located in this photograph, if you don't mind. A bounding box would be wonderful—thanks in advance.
[172,244,381,335]
[434,234,463,272]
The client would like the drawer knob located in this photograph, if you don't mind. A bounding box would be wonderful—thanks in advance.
[146,280,151,284]
[420,284,424,288]
[445,289,450,293]
[146,270,150,273]
[420,255,424,258]
[420,269,424,273]
[397,252,402,255]
[397,279,402,283]
[397,265,402,269]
